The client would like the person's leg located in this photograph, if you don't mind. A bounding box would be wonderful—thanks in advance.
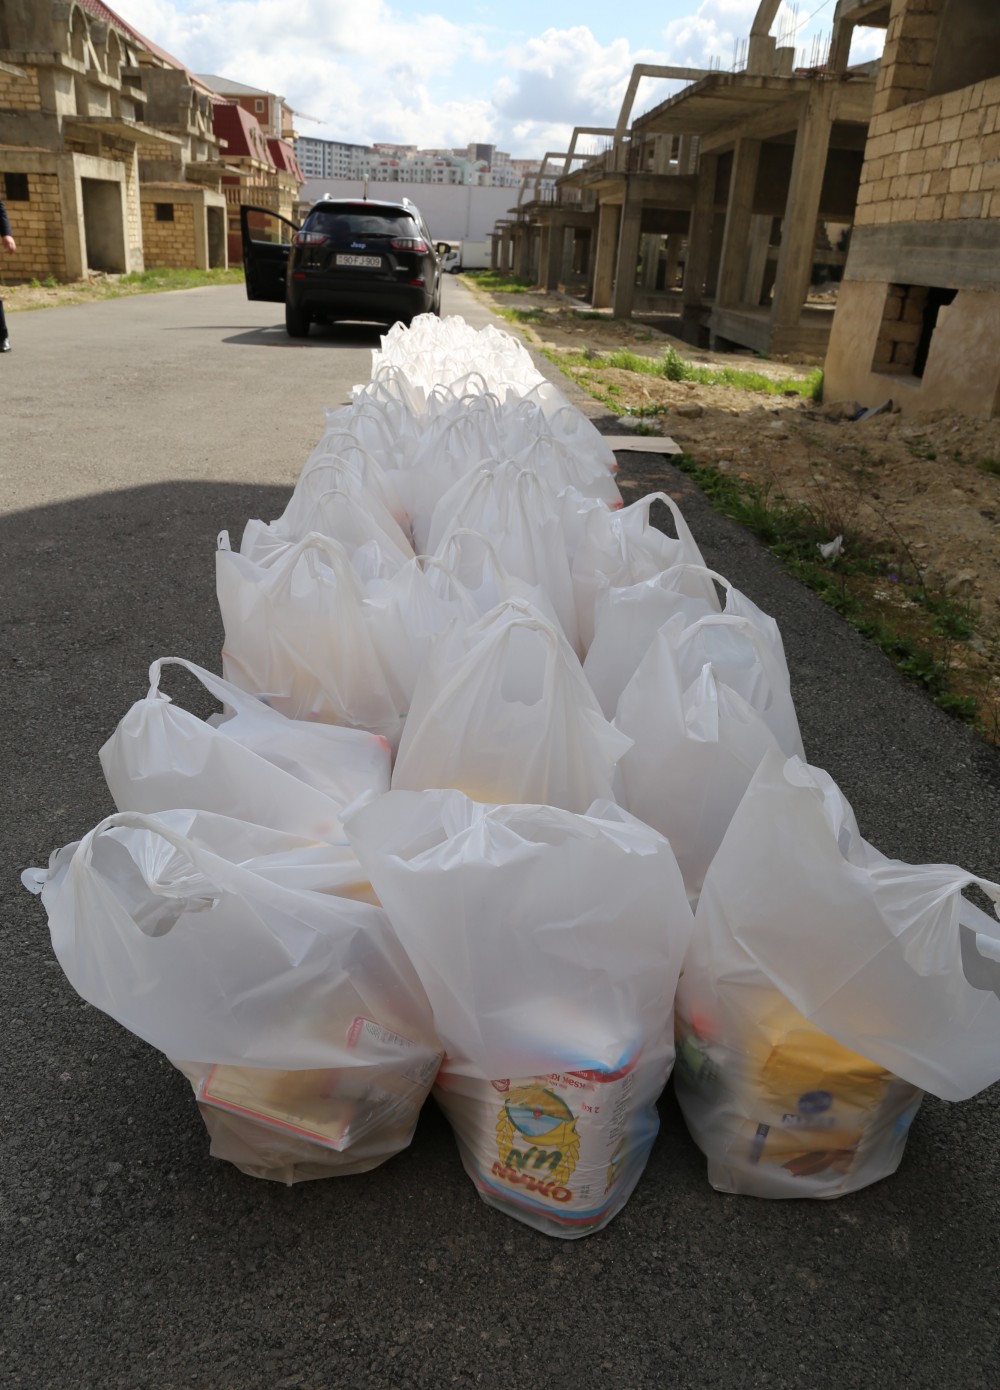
[0,295,9,350]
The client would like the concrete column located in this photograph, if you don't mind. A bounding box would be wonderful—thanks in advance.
[560,226,575,283]
[500,226,513,274]
[639,233,659,290]
[592,200,620,309]
[664,234,682,289]
[611,195,643,319]
[771,84,835,331]
[541,219,565,291]
[715,138,761,308]
[490,234,499,270]
[682,152,718,337]
[652,134,674,174]
[514,225,532,280]
[193,200,209,270]
[537,223,551,288]
[677,136,695,175]
[744,214,773,306]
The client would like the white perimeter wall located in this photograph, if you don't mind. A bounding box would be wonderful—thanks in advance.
[298,178,518,242]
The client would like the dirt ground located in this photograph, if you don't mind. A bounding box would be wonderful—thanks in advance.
[477,286,1000,739]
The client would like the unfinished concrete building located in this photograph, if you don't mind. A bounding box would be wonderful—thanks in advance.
[0,0,228,281]
[497,2,882,361]
[824,0,1000,418]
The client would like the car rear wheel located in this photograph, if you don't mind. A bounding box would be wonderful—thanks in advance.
[285,301,311,338]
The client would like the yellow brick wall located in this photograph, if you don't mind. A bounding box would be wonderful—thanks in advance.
[0,173,68,282]
[141,200,197,267]
[0,66,42,112]
[855,0,1000,227]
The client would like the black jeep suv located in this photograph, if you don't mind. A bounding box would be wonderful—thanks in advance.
[241,196,442,338]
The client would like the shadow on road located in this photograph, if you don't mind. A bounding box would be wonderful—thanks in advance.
[215,322,397,349]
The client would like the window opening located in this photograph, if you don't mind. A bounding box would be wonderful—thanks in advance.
[4,172,29,201]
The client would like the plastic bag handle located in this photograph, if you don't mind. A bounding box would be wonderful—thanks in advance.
[678,612,781,678]
[304,441,385,476]
[146,657,279,720]
[631,491,700,554]
[261,532,362,601]
[660,562,736,598]
[868,861,1000,933]
[434,527,506,573]
[71,811,221,910]
[310,488,412,559]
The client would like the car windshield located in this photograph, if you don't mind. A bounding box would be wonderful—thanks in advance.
[305,209,418,239]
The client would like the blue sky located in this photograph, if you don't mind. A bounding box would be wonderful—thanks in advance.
[124,1,883,157]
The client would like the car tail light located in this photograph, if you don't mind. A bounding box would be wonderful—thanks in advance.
[391,237,428,252]
[408,277,425,287]
[293,231,328,245]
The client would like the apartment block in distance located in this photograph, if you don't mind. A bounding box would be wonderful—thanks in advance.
[825,0,1000,417]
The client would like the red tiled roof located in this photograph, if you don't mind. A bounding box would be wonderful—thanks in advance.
[212,102,274,166]
[267,137,304,183]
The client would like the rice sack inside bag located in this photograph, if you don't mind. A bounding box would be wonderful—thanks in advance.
[345,791,694,1237]
[391,600,631,813]
[675,750,1000,1198]
[100,658,390,844]
[23,809,442,1185]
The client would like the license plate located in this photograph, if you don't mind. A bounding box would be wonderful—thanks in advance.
[336,254,381,268]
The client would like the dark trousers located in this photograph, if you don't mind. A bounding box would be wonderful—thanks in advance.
[0,295,6,339]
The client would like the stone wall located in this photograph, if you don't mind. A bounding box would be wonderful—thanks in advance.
[855,0,1000,229]
[140,199,196,267]
[0,64,41,112]
[0,170,68,281]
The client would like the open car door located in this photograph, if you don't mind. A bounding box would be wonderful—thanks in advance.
[241,205,299,302]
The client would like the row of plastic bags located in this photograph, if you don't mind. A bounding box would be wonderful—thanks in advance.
[23,314,1000,1238]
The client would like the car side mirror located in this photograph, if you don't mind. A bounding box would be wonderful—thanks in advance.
[435,243,450,255]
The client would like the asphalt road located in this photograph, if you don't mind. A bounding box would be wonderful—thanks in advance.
[3,278,999,1390]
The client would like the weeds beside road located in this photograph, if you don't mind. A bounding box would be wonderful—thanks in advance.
[3,265,244,312]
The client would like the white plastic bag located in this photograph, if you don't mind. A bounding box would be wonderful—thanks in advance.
[614,640,782,903]
[216,532,405,746]
[426,463,580,652]
[674,751,1000,1197]
[240,483,414,583]
[23,808,442,1183]
[584,563,782,718]
[344,790,694,1236]
[670,613,804,759]
[391,601,631,812]
[100,658,390,843]
[571,492,706,652]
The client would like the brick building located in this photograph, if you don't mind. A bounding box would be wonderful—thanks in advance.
[0,0,228,281]
[195,76,304,259]
[825,0,1000,416]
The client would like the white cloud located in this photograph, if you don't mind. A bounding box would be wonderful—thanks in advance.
[107,1,883,157]
[491,27,668,156]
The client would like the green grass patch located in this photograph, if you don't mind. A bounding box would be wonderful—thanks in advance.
[497,306,545,324]
[672,452,987,733]
[554,343,823,398]
[461,269,535,294]
[111,266,246,294]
